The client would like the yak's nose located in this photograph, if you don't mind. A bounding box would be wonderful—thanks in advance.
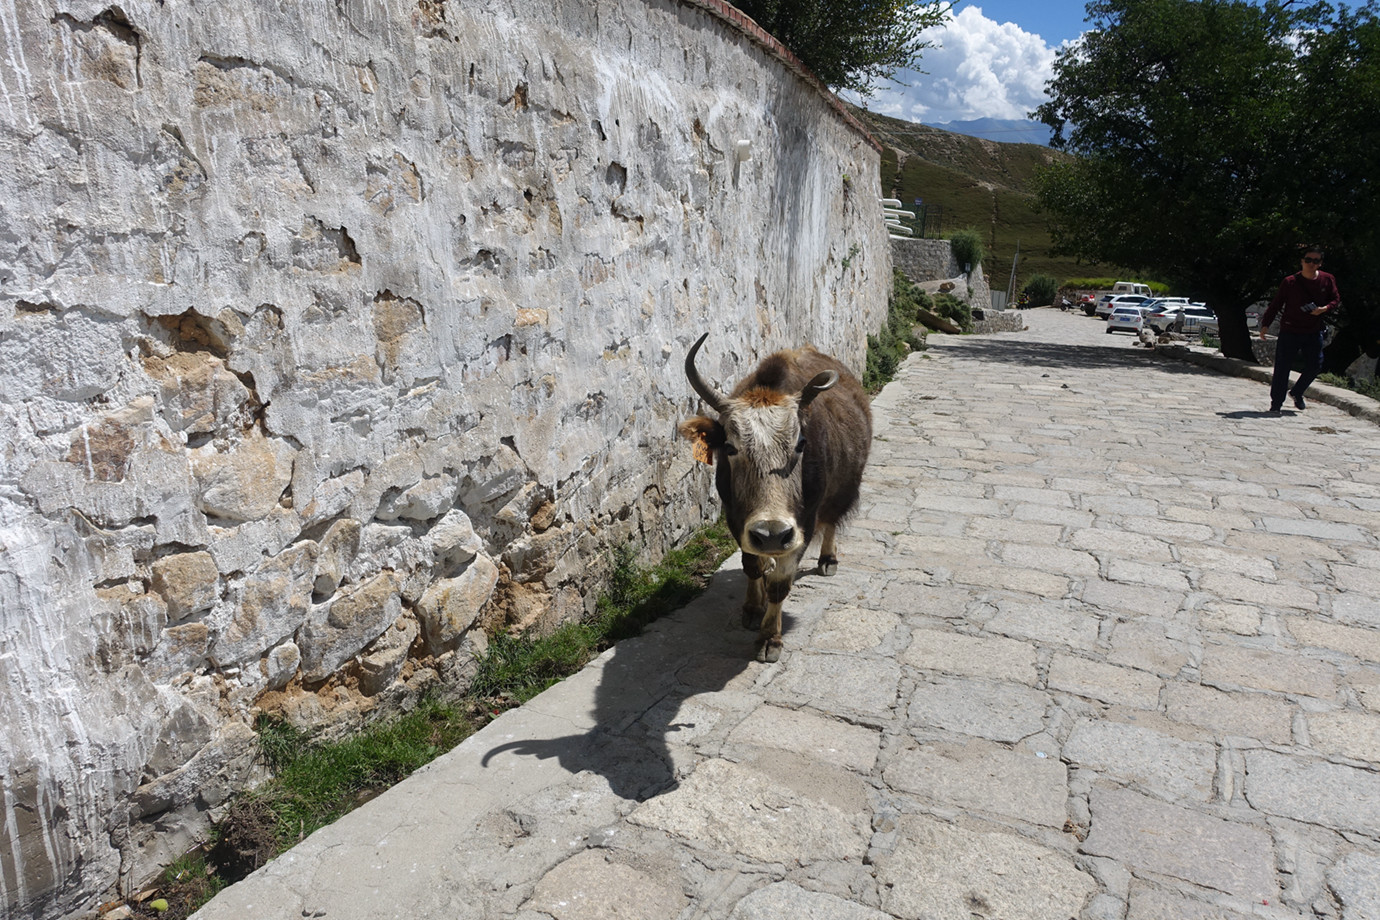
[747,519,796,554]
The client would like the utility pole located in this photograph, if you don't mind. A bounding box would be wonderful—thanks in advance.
[1006,241,1020,308]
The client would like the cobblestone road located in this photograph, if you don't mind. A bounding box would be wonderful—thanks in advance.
[195,309,1380,920]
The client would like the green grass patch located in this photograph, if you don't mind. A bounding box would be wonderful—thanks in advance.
[1319,372,1380,402]
[131,851,224,919]
[250,700,476,852]
[865,269,931,392]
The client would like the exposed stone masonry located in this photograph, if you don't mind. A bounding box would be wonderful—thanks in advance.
[0,1,889,916]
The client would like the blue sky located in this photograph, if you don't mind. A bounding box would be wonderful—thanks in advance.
[956,0,1093,45]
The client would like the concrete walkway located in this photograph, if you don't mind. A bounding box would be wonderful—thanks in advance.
[193,309,1380,920]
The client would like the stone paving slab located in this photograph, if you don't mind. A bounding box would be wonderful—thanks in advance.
[194,310,1380,920]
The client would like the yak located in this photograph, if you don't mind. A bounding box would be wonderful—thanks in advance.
[679,332,871,662]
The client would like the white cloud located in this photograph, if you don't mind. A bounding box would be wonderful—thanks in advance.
[852,6,1062,124]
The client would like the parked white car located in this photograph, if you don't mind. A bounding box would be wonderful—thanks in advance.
[1106,306,1147,334]
[1145,303,1216,334]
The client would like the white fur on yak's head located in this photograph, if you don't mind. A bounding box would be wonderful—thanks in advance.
[679,332,836,558]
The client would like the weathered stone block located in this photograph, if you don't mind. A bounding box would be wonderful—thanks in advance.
[1328,851,1380,920]
[205,506,302,576]
[314,519,362,599]
[214,542,317,667]
[883,739,1068,828]
[416,556,500,656]
[1163,683,1294,744]
[1244,750,1380,836]
[377,473,457,522]
[262,641,301,691]
[1082,786,1277,899]
[358,617,420,697]
[726,705,881,773]
[1287,617,1380,664]
[1063,719,1216,802]
[143,351,254,435]
[628,758,870,864]
[906,676,1049,742]
[1307,710,1380,762]
[299,573,402,682]
[876,815,1096,920]
[769,654,903,722]
[154,622,211,679]
[189,431,296,523]
[1200,643,1339,699]
[903,627,1038,682]
[525,850,689,920]
[728,882,890,920]
[150,551,220,621]
[423,509,484,574]
[300,470,365,528]
[1048,653,1163,709]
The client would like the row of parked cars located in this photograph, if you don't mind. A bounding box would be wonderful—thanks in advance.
[1095,293,1222,336]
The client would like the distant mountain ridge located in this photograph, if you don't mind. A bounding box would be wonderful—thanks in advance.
[925,117,1054,147]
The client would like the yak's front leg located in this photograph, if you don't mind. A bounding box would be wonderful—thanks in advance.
[740,552,769,630]
[817,522,839,576]
[755,574,794,662]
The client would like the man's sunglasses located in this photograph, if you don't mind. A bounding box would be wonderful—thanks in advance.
[1303,256,1323,264]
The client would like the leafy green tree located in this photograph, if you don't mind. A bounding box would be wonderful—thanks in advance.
[728,0,952,94]
[1034,0,1380,363]
[1023,274,1059,307]
[948,228,985,274]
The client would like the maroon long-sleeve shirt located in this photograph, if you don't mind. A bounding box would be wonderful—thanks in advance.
[1262,271,1341,334]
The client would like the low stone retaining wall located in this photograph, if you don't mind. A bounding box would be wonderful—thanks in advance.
[973,310,1027,334]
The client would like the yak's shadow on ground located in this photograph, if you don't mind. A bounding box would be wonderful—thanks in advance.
[479,564,773,802]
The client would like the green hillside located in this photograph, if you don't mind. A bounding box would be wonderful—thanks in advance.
[850,106,1135,293]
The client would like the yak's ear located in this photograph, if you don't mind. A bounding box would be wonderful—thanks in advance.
[678,416,723,465]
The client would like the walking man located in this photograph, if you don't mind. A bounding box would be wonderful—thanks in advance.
[1259,245,1340,412]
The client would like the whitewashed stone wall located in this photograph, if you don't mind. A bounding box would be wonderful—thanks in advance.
[0,1,889,915]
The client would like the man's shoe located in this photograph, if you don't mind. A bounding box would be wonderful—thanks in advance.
[1269,404,1283,415]
[1292,392,1306,410]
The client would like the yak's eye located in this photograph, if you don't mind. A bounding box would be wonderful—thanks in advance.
[723,442,739,457]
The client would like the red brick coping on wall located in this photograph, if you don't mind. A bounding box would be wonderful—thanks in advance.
[677,0,884,153]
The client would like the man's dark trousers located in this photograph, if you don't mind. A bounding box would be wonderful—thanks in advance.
[1270,329,1326,408]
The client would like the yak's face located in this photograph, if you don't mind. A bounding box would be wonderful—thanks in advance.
[716,389,808,556]
[682,388,811,558]
[681,333,836,558]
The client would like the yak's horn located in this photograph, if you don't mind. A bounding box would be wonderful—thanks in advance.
[799,370,837,409]
[685,332,728,413]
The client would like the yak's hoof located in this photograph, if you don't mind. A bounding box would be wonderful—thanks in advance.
[741,606,765,630]
[818,554,838,576]
[756,637,783,663]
